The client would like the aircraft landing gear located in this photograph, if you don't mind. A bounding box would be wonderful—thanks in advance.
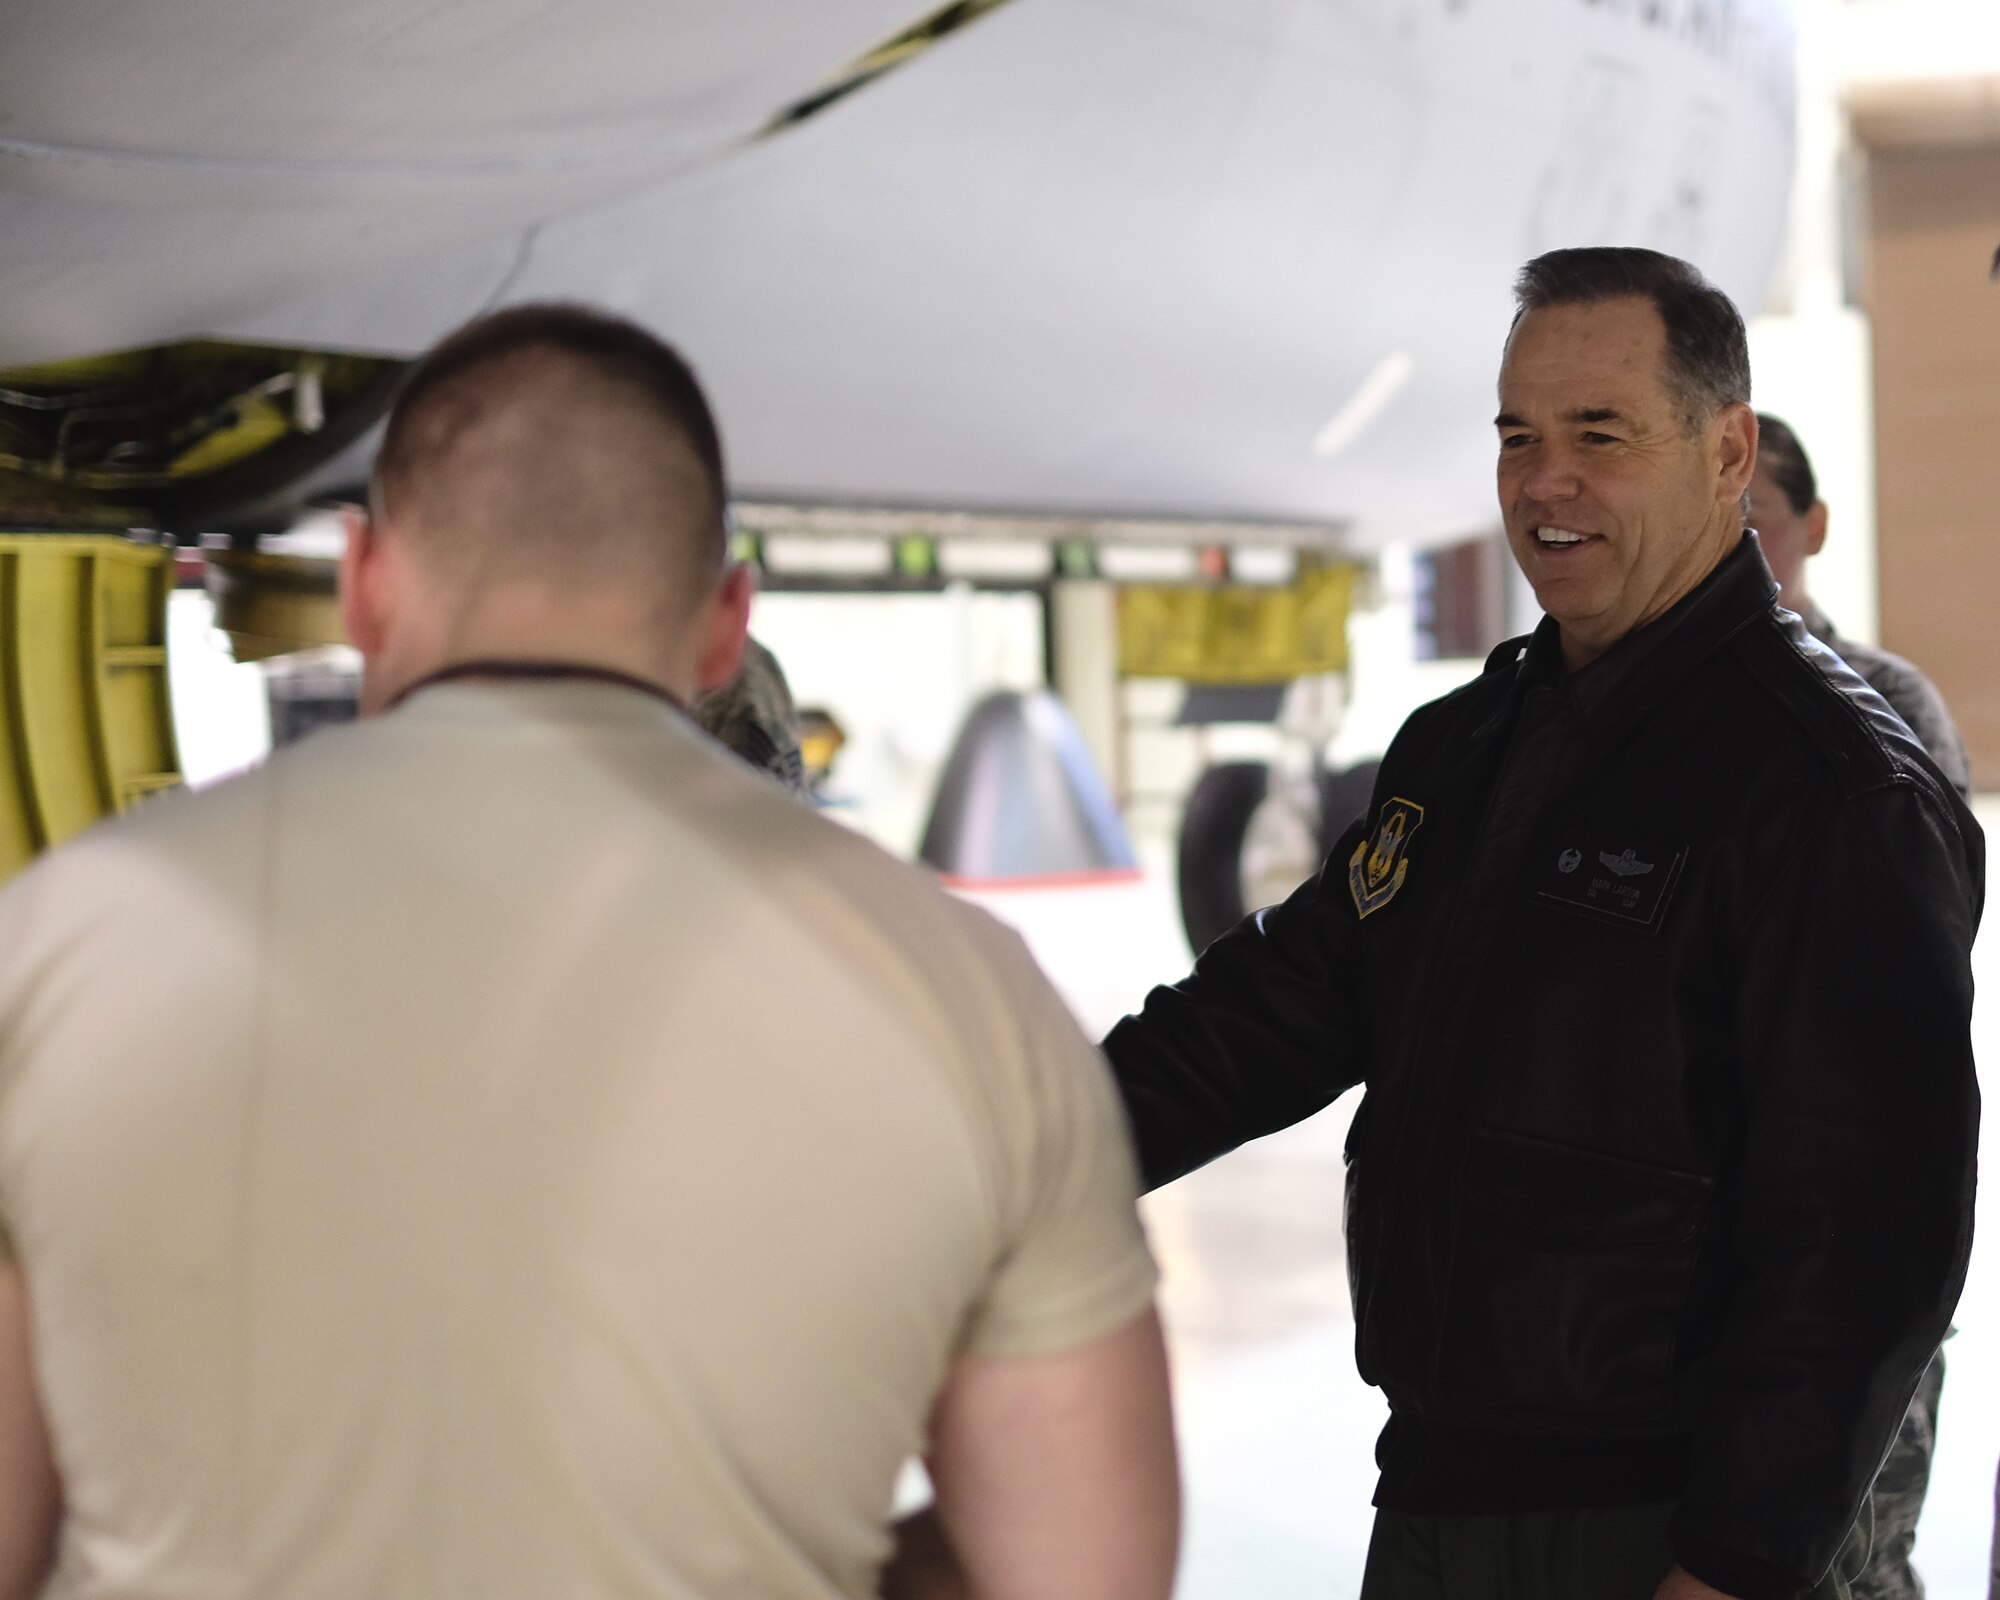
[1175,755,1379,956]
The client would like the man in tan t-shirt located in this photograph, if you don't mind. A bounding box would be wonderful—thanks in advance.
[0,306,1177,1600]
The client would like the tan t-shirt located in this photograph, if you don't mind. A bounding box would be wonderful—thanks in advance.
[0,678,1155,1600]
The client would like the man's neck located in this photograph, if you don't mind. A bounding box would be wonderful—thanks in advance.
[358,576,694,715]
[1558,525,1746,672]
[1552,528,1744,672]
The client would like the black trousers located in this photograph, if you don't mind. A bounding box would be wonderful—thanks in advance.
[1359,1501,1870,1600]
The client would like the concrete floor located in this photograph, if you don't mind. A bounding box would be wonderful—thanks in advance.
[961,800,2000,1598]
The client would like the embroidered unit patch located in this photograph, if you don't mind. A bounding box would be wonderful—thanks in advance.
[1349,796,1425,919]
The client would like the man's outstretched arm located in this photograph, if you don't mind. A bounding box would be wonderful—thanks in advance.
[882,1308,1178,1600]
[0,1261,58,1600]
[1103,819,1372,1190]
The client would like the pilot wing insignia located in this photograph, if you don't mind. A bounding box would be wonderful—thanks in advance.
[1349,797,1425,919]
[1597,848,1655,878]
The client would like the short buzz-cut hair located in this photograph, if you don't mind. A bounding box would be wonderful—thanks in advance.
[1510,248,1751,429]
[370,303,728,604]
[1754,412,1818,515]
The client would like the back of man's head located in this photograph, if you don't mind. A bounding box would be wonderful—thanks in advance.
[1511,247,1750,431]
[369,303,727,622]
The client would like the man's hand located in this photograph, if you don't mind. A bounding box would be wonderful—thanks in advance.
[1654,1565,1741,1600]
[881,1507,968,1600]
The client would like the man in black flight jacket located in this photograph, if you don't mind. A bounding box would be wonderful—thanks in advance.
[1104,247,1981,1600]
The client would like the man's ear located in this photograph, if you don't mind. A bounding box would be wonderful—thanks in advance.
[337,505,387,657]
[1716,403,1759,503]
[694,560,755,694]
[1806,499,1830,559]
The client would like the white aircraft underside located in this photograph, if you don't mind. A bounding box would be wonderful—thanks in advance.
[2,0,1796,547]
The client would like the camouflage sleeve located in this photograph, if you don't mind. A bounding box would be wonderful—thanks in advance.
[1859,653,1972,799]
[694,636,807,794]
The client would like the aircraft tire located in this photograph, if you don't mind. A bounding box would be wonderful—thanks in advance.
[1177,757,1385,958]
[1317,758,1382,855]
[1175,760,1269,957]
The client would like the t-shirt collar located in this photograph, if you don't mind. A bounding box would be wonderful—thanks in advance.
[383,659,694,718]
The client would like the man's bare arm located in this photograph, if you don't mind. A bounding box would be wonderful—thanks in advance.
[0,1262,58,1600]
[883,1307,1178,1600]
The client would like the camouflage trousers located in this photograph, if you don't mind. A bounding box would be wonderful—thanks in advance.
[1853,1348,1945,1600]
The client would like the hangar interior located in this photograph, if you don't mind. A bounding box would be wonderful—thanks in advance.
[5,0,2000,1594]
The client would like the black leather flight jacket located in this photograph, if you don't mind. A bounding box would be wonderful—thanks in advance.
[1104,538,1982,1600]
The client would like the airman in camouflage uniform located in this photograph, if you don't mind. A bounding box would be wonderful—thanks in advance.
[694,635,807,795]
[1751,417,1971,802]
[1751,416,1968,1600]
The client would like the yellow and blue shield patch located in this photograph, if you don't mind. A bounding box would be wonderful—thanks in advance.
[1349,796,1425,919]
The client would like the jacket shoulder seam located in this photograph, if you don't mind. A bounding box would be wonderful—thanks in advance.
[1730,614,1908,800]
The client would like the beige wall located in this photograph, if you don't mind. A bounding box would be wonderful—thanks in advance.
[1866,140,2000,787]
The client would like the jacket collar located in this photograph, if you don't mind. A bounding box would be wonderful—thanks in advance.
[1513,532,1779,741]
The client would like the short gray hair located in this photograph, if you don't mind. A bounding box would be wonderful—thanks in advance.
[1511,248,1750,429]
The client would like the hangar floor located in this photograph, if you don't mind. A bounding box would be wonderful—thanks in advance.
[959,805,2000,1600]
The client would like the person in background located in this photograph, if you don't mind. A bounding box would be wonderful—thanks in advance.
[0,303,1178,1600]
[695,634,808,794]
[1748,413,1968,1600]
[1748,413,1970,798]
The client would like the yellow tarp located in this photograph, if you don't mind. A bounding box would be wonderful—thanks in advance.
[1117,561,1355,683]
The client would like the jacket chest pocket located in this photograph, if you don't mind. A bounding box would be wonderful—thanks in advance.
[1527,816,1691,934]
[1436,1126,1712,1428]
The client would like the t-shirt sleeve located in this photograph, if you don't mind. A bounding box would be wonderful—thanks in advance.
[957,933,1159,1359]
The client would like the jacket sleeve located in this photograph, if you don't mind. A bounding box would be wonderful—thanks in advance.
[1101,817,1373,1191]
[1669,777,1982,1600]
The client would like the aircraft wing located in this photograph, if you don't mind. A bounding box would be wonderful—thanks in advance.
[4,0,1797,543]
[0,1,924,363]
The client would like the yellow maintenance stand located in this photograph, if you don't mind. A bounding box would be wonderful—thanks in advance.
[0,534,181,882]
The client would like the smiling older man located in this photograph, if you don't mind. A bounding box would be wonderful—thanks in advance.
[1105,247,1981,1600]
